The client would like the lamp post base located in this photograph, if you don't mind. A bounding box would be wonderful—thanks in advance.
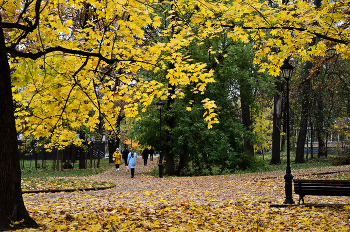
[284,171,295,204]
[158,163,163,178]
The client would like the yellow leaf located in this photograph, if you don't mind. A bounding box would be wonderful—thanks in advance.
[89,224,101,232]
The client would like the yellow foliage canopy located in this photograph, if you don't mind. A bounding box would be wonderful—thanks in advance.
[4,0,350,149]
[6,0,217,149]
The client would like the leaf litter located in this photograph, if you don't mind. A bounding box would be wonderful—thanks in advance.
[18,158,350,231]
[22,177,113,191]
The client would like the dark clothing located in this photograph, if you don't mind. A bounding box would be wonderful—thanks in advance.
[142,148,149,159]
[149,147,154,161]
[122,148,129,166]
[142,148,149,166]
[131,168,135,178]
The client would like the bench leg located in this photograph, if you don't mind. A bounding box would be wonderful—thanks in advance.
[298,194,305,205]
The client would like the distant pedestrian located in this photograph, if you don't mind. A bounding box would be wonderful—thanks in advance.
[149,147,154,161]
[127,148,137,178]
[142,147,149,166]
[112,148,122,171]
[122,146,129,168]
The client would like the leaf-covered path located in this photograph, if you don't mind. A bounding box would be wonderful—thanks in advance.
[22,158,350,231]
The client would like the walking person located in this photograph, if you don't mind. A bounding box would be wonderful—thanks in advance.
[127,148,137,178]
[149,147,154,161]
[112,148,122,171]
[142,147,149,166]
[122,146,129,171]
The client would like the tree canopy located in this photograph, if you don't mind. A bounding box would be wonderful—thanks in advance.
[5,0,350,148]
[6,0,217,150]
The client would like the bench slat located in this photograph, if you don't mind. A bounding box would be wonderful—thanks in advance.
[293,179,350,204]
[294,179,350,184]
[294,183,350,187]
[295,189,350,196]
[294,179,350,183]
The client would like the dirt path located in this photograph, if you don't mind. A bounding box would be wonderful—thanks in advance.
[92,157,350,195]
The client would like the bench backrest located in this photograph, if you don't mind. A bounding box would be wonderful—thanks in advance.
[294,179,350,196]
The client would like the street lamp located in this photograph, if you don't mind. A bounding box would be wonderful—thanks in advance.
[281,59,295,204]
[156,101,165,178]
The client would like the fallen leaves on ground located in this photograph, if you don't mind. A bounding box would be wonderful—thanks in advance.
[17,158,350,231]
[21,177,113,191]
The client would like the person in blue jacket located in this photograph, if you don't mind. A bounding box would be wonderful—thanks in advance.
[127,148,137,178]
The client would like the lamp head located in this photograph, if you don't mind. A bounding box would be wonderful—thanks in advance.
[280,59,294,81]
[156,101,164,110]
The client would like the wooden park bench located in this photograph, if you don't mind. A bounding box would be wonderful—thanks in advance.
[294,179,350,204]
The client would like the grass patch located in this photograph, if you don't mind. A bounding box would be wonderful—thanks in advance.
[255,151,335,172]
[21,159,115,191]
[21,159,114,178]
[321,172,350,180]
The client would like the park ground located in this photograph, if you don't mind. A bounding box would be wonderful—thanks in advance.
[18,158,350,231]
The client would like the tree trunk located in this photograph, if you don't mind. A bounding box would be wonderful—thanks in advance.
[316,97,327,157]
[295,62,312,163]
[71,145,77,168]
[281,91,287,152]
[165,81,175,176]
[52,148,56,170]
[68,145,72,167]
[240,97,254,155]
[60,149,64,171]
[0,21,38,230]
[96,143,101,168]
[239,78,254,155]
[89,142,93,168]
[347,93,350,116]
[176,145,187,175]
[108,140,115,163]
[165,148,175,176]
[32,141,38,170]
[271,80,282,164]
[325,132,328,158]
[42,150,46,169]
[56,148,60,171]
[310,122,314,159]
[317,134,326,157]
[78,145,86,169]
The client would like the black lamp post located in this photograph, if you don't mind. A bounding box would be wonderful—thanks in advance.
[281,59,295,204]
[156,101,164,178]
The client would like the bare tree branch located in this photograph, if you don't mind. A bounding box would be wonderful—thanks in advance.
[7,46,143,64]
[222,24,349,45]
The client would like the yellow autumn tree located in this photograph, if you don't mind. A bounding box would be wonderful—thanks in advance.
[1,0,216,229]
[213,0,350,75]
[11,0,218,151]
[13,0,350,152]
[2,0,350,229]
[253,105,274,153]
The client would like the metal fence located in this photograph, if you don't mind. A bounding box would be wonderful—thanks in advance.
[18,140,106,161]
